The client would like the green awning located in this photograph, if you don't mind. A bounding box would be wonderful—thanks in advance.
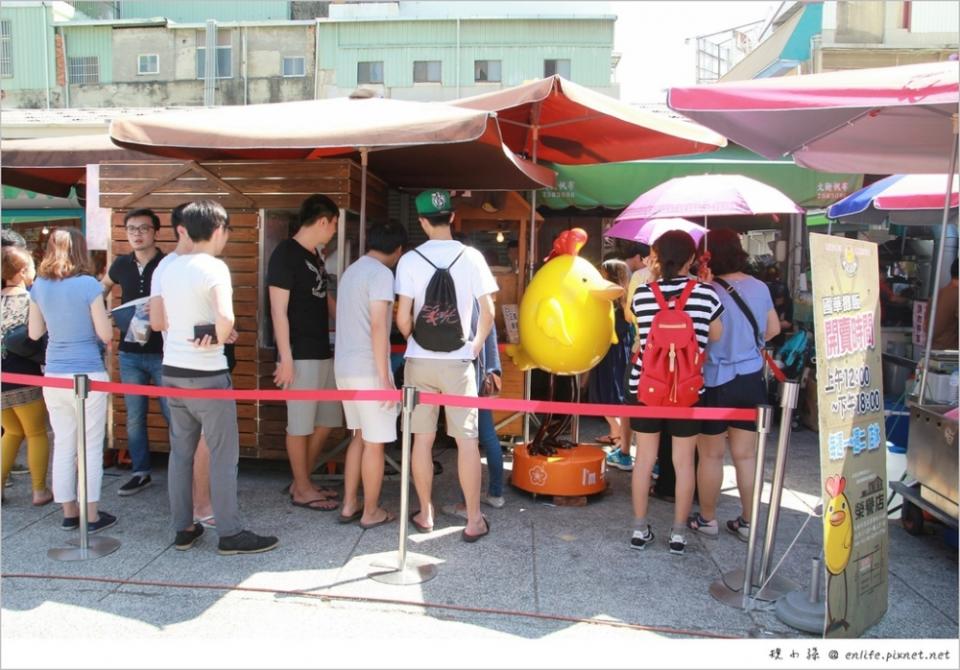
[1,209,84,224]
[539,144,863,211]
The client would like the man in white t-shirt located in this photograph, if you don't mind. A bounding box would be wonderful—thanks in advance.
[395,189,498,542]
[334,221,406,529]
[156,200,278,556]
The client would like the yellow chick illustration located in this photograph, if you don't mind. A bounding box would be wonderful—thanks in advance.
[506,228,623,375]
[823,474,853,575]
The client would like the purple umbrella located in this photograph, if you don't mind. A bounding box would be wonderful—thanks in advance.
[615,174,803,225]
[605,217,707,246]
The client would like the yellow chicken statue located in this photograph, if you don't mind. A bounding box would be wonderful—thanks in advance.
[506,228,623,375]
[506,228,622,458]
[823,474,853,634]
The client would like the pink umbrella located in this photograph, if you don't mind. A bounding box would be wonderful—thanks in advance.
[605,217,707,246]
[668,60,959,174]
[614,174,803,224]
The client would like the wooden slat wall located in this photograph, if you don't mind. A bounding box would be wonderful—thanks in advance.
[100,159,388,220]
[110,210,262,455]
[106,158,375,460]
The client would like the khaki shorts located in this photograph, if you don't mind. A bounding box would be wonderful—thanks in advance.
[404,357,478,440]
[338,375,399,444]
[287,358,343,436]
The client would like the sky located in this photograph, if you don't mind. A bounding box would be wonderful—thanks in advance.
[612,1,782,103]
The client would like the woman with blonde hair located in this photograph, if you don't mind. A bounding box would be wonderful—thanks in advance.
[1,245,52,505]
[587,258,634,452]
[29,228,117,532]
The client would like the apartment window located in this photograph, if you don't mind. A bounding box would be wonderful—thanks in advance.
[67,56,100,84]
[474,60,501,83]
[544,59,571,79]
[413,60,441,83]
[357,60,383,85]
[137,54,159,75]
[196,30,232,79]
[0,21,12,78]
[282,56,305,77]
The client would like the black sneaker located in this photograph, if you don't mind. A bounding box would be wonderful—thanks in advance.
[217,530,279,556]
[61,516,79,531]
[118,474,152,496]
[630,526,654,550]
[669,531,687,555]
[88,511,117,534]
[174,524,204,551]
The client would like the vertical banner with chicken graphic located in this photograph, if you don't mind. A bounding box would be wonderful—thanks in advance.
[809,233,889,638]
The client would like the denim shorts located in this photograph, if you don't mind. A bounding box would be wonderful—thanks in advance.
[700,370,767,435]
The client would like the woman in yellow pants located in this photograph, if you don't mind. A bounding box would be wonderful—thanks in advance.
[1,245,52,505]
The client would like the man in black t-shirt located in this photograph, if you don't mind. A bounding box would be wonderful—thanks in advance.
[267,194,343,511]
[102,208,168,496]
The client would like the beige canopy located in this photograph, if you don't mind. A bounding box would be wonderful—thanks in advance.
[108,96,555,190]
[1,134,154,197]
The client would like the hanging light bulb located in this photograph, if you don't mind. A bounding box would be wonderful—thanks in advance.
[496,231,505,243]
[42,226,49,235]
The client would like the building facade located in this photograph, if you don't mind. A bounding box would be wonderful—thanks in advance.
[1,1,618,109]
[719,0,958,82]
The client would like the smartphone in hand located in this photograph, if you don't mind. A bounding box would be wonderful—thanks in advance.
[193,324,219,344]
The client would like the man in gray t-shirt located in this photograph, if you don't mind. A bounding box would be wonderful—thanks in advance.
[334,222,406,529]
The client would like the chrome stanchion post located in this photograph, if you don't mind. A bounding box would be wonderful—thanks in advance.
[755,380,801,599]
[49,374,120,561]
[370,385,437,584]
[709,404,773,608]
[741,404,773,610]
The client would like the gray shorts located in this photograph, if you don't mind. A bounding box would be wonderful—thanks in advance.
[287,358,343,436]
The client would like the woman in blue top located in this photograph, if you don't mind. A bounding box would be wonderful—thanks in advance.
[29,228,117,533]
[689,228,780,541]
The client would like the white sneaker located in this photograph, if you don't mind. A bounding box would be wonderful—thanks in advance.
[482,495,505,509]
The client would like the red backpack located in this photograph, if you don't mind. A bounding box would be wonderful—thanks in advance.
[636,280,704,407]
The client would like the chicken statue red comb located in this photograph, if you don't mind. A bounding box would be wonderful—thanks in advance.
[544,228,588,262]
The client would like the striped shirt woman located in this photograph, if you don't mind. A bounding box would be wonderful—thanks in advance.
[627,277,723,397]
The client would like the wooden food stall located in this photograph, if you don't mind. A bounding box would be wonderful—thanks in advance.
[452,191,542,436]
[101,158,387,460]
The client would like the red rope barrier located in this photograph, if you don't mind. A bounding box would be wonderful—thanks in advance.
[1,372,758,422]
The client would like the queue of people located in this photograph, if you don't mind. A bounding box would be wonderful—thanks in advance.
[6,192,876,559]
[586,227,782,555]
[0,188,507,552]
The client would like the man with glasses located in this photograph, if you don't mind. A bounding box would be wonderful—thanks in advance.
[102,208,168,496]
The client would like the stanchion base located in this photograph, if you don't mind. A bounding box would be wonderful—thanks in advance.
[511,444,606,496]
[48,536,121,561]
[368,552,438,585]
[775,589,826,634]
[710,568,801,608]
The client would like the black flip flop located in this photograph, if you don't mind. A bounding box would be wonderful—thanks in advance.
[337,509,362,524]
[409,510,433,533]
[461,515,490,543]
[360,511,397,530]
[291,498,338,512]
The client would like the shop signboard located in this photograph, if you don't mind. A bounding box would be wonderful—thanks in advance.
[809,233,889,638]
[913,300,928,348]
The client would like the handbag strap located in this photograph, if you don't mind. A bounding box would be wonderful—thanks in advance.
[715,277,763,348]
[714,277,787,383]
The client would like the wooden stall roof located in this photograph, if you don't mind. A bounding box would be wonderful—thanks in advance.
[99,158,388,220]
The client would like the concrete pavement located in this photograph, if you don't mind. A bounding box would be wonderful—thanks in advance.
[2,420,957,666]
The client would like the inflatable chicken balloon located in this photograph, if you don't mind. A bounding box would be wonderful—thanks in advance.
[506,228,623,375]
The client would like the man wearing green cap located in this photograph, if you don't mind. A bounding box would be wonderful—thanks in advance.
[395,189,498,542]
